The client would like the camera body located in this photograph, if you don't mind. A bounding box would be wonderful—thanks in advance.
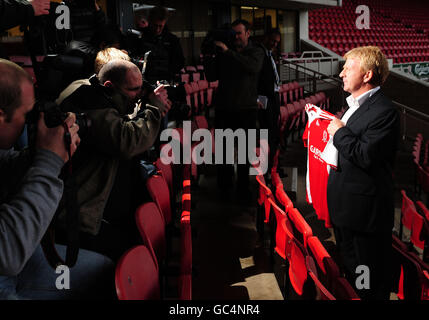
[26,101,91,140]
[201,27,237,56]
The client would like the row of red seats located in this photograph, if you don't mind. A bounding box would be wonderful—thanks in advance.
[254,164,359,299]
[115,152,194,299]
[184,80,219,115]
[309,0,429,64]
[279,92,329,137]
[394,190,429,299]
[179,65,205,83]
[413,134,429,199]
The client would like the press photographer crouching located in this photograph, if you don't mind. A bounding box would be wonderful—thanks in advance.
[56,59,168,261]
[0,59,115,300]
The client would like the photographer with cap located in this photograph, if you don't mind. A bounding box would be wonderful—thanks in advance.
[0,59,115,300]
[57,59,169,261]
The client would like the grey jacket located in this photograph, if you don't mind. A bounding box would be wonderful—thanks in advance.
[0,148,64,276]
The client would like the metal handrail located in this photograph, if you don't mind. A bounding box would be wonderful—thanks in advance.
[393,101,429,121]
[281,60,343,85]
[282,53,340,78]
[393,100,429,141]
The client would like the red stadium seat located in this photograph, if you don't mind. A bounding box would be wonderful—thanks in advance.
[255,174,273,224]
[135,202,166,267]
[146,174,172,225]
[392,235,429,300]
[179,213,192,300]
[155,158,174,201]
[181,73,190,83]
[400,190,429,251]
[416,201,429,223]
[307,236,340,288]
[269,199,314,298]
[306,255,336,300]
[115,245,160,300]
[288,207,313,248]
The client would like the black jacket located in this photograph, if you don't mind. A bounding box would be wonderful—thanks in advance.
[214,41,264,112]
[327,90,400,233]
[257,43,279,100]
[0,0,34,31]
[128,27,185,84]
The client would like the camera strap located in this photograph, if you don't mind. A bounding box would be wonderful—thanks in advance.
[41,124,80,269]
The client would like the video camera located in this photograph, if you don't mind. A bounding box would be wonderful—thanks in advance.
[201,26,237,56]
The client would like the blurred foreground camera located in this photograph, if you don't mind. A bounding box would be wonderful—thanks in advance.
[26,101,91,138]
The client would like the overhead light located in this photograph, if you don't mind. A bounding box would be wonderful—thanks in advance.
[241,6,258,10]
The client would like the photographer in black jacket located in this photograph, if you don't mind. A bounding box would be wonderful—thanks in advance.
[212,19,264,200]
[128,5,184,84]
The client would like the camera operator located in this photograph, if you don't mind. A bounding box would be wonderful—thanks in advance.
[56,59,170,261]
[212,19,264,200]
[0,59,114,300]
[127,5,184,84]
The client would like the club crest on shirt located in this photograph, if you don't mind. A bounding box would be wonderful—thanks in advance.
[322,130,328,143]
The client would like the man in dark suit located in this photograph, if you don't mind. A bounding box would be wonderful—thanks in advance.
[327,46,400,300]
[257,29,281,173]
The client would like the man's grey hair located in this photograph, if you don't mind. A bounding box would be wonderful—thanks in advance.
[98,60,139,87]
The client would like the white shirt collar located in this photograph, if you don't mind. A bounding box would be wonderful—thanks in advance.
[346,86,380,110]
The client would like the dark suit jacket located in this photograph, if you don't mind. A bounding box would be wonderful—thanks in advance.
[257,43,280,115]
[327,90,400,233]
[257,44,277,99]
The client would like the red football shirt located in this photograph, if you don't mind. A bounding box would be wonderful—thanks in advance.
[303,104,336,228]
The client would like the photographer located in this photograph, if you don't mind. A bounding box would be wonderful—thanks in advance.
[213,19,264,200]
[127,5,184,84]
[56,47,171,118]
[0,59,114,300]
[57,59,169,260]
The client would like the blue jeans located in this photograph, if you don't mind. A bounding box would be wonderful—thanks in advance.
[0,245,115,300]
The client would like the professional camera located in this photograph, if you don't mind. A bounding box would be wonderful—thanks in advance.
[155,80,190,121]
[201,26,237,56]
[26,100,91,139]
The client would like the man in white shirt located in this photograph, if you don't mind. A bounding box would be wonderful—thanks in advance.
[326,46,400,300]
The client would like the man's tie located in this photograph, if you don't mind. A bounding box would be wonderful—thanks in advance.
[269,50,280,90]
